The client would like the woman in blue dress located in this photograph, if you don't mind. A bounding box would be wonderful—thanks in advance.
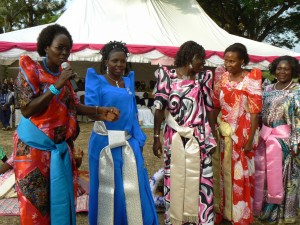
[85,41,158,225]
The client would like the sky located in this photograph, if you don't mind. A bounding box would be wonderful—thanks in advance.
[293,45,300,53]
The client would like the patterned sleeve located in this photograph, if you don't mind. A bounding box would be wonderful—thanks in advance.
[14,55,40,109]
[285,86,300,154]
[246,68,262,114]
[154,66,171,110]
[212,65,225,109]
[201,70,214,111]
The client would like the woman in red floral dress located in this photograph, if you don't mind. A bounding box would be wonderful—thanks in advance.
[213,43,262,225]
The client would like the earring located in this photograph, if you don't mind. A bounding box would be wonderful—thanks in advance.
[106,67,109,74]
[189,63,193,69]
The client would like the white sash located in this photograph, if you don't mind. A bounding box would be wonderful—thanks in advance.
[93,121,143,225]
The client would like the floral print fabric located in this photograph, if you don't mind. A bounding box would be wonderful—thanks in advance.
[154,66,216,225]
[13,55,79,225]
[213,68,262,225]
[258,83,300,223]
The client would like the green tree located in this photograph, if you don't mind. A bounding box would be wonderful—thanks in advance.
[197,0,300,49]
[0,0,66,33]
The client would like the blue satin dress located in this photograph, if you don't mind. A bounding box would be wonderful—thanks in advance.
[85,68,158,225]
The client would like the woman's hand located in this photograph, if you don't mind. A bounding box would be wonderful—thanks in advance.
[291,143,300,157]
[243,139,253,152]
[153,137,163,158]
[55,68,75,89]
[98,107,120,122]
[210,147,216,154]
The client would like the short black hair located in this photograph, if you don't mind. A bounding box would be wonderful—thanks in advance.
[174,41,205,67]
[224,43,250,65]
[269,55,300,79]
[37,24,73,57]
[100,41,130,74]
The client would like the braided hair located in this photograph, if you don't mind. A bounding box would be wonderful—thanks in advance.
[174,41,206,67]
[100,41,130,74]
[224,43,250,66]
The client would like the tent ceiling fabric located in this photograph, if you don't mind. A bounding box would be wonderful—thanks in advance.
[0,0,299,69]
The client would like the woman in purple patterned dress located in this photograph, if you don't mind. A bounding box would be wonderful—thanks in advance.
[152,41,216,225]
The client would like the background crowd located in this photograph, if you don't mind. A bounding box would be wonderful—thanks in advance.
[0,23,299,225]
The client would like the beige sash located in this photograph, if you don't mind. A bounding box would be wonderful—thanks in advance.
[212,130,221,213]
[216,118,233,220]
[93,121,143,225]
[165,113,200,225]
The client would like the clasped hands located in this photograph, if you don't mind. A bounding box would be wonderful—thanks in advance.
[98,107,120,122]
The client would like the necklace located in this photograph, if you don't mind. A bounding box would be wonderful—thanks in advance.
[274,80,293,91]
[42,58,60,76]
[106,74,122,88]
[43,58,60,77]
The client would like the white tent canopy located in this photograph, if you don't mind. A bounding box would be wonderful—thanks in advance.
[0,0,299,69]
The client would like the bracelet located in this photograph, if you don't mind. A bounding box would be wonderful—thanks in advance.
[154,134,160,138]
[95,106,99,115]
[49,84,61,95]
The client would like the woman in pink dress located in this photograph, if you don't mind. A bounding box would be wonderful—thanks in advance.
[213,43,262,225]
[152,41,216,225]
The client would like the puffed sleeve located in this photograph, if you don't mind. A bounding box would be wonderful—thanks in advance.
[201,70,214,112]
[84,68,102,106]
[212,65,225,109]
[14,55,40,109]
[246,68,262,114]
[128,71,146,148]
[154,66,171,110]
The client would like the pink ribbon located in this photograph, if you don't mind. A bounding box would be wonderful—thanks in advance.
[253,138,266,215]
[254,124,290,213]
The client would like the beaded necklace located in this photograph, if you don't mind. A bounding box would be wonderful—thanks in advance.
[42,58,60,76]
[274,80,293,91]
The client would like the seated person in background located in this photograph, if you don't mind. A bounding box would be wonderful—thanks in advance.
[77,79,85,91]
[149,80,156,92]
[0,145,8,163]
[140,81,146,91]
[0,152,13,175]
[140,92,154,108]
[135,81,141,91]
[135,95,141,105]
